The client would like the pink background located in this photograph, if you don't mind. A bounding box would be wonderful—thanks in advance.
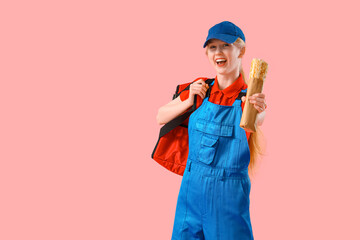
[1,0,359,239]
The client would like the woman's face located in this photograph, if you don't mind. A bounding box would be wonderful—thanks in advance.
[206,39,242,75]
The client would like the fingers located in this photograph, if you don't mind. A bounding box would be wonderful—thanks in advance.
[193,83,208,99]
[247,93,267,112]
[252,102,266,112]
[253,100,266,112]
[249,97,265,104]
[248,93,265,101]
[254,104,265,113]
[190,79,209,99]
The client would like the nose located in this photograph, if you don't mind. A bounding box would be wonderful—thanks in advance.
[215,47,223,54]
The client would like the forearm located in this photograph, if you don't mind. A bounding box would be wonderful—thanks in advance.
[156,97,193,125]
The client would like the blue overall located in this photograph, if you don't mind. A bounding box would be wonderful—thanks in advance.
[171,84,254,240]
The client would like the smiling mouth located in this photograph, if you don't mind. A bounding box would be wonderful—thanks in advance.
[216,59,227,66]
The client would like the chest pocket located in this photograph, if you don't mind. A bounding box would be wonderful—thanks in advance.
[194,119,234,165]
[195,119,233,137]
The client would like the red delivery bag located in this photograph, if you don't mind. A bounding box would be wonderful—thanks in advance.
[151,78,214,175]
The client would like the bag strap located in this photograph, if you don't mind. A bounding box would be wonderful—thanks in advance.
[205,79,213,99]
[159,78,215,138]
[236,88,247,100]
[173,78,214,99]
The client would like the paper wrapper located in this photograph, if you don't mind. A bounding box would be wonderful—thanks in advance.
[240,58,268,132]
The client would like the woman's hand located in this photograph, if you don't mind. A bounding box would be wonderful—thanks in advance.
[241,93,267,113]
[188,79,209,103]
[241,93,267,126]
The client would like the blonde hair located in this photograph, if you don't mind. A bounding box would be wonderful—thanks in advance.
[205,37,267,178]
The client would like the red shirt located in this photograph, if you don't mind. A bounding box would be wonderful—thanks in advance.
[179,73,251,141]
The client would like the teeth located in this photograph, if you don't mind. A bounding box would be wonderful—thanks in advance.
[216,59,226,63]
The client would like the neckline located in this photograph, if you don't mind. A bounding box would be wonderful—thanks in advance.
[211,73,247,98]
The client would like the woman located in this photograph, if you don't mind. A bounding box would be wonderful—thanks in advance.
[156,21,267,240]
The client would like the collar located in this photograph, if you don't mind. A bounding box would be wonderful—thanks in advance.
[211,73,248,98]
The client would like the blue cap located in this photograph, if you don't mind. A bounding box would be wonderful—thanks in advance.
[203,21,245,48]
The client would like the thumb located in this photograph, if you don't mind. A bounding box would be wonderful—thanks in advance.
[241,96,246,102]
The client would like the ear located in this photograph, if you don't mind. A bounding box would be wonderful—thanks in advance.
[238,46,246,58]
